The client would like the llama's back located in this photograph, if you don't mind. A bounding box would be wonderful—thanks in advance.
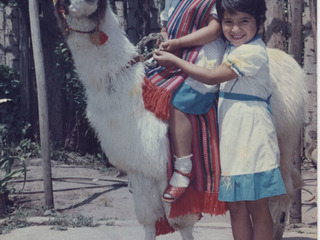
[268,48,305,192]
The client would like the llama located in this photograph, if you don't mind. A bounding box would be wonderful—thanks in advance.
[53,0,305,239]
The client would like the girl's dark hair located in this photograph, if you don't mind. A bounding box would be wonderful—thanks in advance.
[216,0,267,28]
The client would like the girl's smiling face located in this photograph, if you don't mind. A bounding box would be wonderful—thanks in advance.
[222,11,257,47]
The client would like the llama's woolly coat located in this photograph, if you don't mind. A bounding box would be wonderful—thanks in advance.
[65,4,169,182]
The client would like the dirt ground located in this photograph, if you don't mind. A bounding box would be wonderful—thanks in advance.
[0,154,317,239]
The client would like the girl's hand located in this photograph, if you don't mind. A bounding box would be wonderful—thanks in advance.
[153,49,177,68]
[160,39,180,53]
[156,26,168,48]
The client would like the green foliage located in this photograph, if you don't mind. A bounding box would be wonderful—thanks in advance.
[48,213,95,229]
[0,0,17,7]
[55,41,87,113]
[0,139,39,193]
[50,144,68,162]
[0,65,30,145]
[0,150,27,193]
[5,139,41,159]
[0,206,30,234]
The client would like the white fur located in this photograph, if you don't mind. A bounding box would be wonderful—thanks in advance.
[268,48,306,239]
[56,1,306,239]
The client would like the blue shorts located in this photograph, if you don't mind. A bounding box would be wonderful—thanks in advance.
[171,82,218,114]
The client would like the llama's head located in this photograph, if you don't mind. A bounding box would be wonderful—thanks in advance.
[53,0,107,36]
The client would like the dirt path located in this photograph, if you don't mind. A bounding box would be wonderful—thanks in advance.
[0,157,317,239]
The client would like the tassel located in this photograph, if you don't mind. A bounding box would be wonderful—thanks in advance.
[155,217,175,236]
[169,188,204,218]
[169,190,228,218]
[203,192,228,216]
[142,77,172,121]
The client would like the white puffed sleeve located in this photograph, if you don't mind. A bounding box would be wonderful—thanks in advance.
[224,44,268,77]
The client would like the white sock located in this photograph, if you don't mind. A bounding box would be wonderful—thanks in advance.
[168,154,192,188]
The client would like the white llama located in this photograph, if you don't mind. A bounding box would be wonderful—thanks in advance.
[53,0,305,239]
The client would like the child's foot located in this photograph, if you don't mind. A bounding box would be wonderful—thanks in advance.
[162,155,193,203]
[162,169,193,203]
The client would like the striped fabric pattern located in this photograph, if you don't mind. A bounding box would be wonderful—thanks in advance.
[167,101,227,219]
[147,0,215,92]
[143,0,216,121]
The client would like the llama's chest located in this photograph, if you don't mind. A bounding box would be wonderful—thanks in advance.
[85,84,168,171]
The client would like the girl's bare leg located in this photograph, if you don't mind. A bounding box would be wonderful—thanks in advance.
[162,106,193,201]
[169,105,192,158]
[247,198,273,240]
[227,201,253,240]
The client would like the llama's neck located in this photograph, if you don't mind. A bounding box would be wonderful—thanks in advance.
[66,6,139,90]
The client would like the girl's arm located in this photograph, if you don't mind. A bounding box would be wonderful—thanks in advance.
[161,16,221,52]
[153,49,238,85]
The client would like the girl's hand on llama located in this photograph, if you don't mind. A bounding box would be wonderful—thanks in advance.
[153,49,177,68]
[161,39,180,53]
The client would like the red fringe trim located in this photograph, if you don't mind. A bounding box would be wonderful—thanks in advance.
[169,187,227,218]
[155,191,227,236]
[155,216,176,236]
[142,77,172,121]
[203,192,228,216]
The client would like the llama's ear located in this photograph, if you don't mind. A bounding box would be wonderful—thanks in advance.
[53,0,68,36]
[89,0,107,21]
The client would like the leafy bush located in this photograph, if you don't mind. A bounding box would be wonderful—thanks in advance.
[55,40,86,113]
[0,138,38,194]
[0,65,30,145]
[0,154,27,193]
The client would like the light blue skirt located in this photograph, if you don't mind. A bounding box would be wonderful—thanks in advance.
[218,167,287,202]
[171,82,218,114]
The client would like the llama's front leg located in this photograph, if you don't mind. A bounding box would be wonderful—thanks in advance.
[144,224,156,240]
[270,194,291,240]
[179,226,194,240]
[127,173,165,240]
[166,209,198,240]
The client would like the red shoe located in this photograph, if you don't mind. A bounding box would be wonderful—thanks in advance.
[162,169,194,203]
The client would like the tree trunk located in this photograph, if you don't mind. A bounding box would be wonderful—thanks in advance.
[309,0,317,54]
[287,0,303,225]
[264,0,286,50]
[41,3,64,144]
[288,0,303,65]
[28,0,54,209]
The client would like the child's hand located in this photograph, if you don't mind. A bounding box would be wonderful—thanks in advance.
[160,39,180,53]
[153,49,176,68]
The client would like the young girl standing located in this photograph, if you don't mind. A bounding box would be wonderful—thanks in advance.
[153,0,287,239]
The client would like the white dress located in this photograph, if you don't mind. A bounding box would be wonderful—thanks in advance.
[218,37,287,201]
[161,0,225,114]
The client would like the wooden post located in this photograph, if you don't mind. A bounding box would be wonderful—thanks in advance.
[288,0,303,65]
[309,0,317,55]
[264,0,286,50]
[288,0,303,225]
[28,0,54,209]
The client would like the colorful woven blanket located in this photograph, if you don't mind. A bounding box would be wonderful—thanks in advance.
[156,104,227,236]
[142,0,227,235]
[143,0,216,121]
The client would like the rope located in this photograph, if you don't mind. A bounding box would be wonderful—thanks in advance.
[136,33,165,68]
